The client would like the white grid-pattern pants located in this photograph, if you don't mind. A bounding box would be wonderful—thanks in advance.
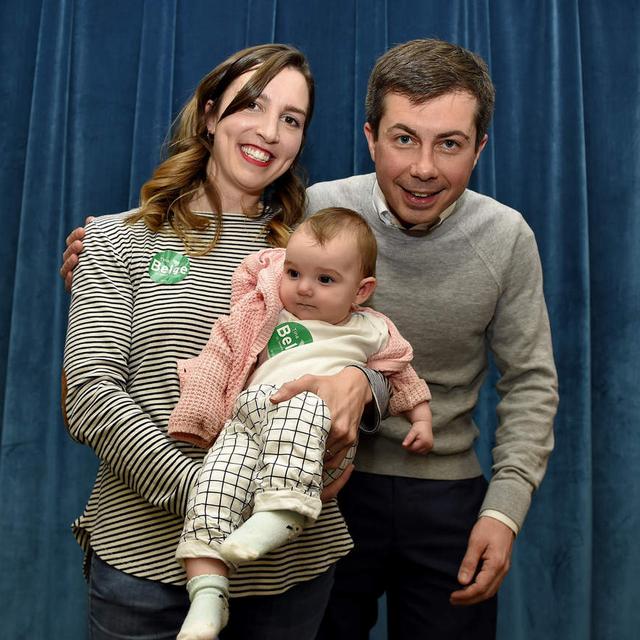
[178,385,355,557]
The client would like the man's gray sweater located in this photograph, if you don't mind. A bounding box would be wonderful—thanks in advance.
[307,173,558,529]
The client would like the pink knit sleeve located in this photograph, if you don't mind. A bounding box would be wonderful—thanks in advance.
[167,317,235,448]
[363,308,431,415]
[167,248,287,448]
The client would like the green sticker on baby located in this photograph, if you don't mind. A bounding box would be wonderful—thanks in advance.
[267,322,313,357]
[148,251,190,284]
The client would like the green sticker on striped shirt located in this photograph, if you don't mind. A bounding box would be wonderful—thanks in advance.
[148,251,190,284]
[267,322,314,357]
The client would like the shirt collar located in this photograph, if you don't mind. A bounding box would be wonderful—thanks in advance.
[372,180,458,232]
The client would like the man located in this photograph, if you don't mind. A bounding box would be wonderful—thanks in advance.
[61,39,557,640]
[289,39,557,639]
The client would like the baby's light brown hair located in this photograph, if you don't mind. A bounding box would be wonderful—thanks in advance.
[296,207,377,278]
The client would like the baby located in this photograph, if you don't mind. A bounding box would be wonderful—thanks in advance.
[168,207,433,640]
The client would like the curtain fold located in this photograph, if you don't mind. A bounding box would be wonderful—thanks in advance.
[128,0,178,206]
[1,1,638,638]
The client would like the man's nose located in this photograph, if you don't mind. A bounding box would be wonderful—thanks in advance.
[410,147,438,181]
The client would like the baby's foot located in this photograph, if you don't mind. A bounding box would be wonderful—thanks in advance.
[177,574,229,640]
[221,510,305,564]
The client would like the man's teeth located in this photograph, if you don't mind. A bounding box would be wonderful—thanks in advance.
[409,191,433,198]
[242,146,271,162]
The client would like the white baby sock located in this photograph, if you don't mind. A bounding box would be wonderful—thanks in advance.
[220,510,305,564]
[177,574,229,640]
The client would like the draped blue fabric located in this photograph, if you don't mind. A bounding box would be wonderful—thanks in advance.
[1,1,638,638]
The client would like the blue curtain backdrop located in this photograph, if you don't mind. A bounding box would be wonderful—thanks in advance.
[1,1,638,638]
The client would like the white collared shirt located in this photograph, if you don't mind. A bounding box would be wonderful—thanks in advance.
[372,180,458,231]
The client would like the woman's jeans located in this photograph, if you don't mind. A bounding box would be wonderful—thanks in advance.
[88,552,335,639]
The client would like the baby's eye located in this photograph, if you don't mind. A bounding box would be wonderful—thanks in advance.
[318,274,334,284]
[287,268,300,279]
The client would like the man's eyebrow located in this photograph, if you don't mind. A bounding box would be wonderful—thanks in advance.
[435,130,472,142]
[387,123,418,137]
[387,123,472,142]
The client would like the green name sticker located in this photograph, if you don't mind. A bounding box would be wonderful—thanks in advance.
[267,322,314,357]
[148,251,190,284]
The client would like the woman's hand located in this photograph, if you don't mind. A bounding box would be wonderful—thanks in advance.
[270,367,371,468]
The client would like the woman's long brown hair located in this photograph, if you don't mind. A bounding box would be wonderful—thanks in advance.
[127,43,315,252]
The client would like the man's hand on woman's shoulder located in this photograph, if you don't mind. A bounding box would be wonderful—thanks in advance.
[60,216,94,291]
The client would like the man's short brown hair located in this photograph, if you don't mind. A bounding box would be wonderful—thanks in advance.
[298,207,377,278]
[365,38,495,148]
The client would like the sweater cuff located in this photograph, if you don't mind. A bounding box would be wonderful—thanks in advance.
[347,365,388,434]
[168,426,211,449]
[479,476,533,531]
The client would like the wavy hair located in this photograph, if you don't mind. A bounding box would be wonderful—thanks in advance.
[127,43,315,252]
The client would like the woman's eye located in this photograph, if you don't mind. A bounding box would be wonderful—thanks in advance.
[282,114,301,127]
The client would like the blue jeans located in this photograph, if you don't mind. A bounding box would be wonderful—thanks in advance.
[88,552,335,639]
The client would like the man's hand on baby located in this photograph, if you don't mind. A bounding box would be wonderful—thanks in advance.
[270,367,371,469]
[402,421,433,455]
[320,463,354,502]
[60,218,93,292]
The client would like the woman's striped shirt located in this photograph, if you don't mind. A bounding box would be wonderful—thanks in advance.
[63,210,353,595]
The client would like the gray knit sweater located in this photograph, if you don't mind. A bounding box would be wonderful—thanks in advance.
[306,173,558,529]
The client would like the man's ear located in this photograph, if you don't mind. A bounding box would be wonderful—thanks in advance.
[473,133,488,168]
[363,122,377,163]
[355,276,377,305]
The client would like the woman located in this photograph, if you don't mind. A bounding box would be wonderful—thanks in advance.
[63,44,374,640]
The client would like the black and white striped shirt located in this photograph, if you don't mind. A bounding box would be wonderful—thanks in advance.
[63,210,352,595]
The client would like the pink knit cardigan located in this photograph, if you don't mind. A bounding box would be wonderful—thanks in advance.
[168,248,430,448]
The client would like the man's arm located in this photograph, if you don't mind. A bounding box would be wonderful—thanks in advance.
[60,216,94,291]
[270,366,374,469]
[453,221,558,605]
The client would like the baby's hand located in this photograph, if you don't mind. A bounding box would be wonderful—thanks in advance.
[402,420,433,455]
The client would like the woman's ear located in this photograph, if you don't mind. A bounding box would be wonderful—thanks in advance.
[355,277,377,305]
[204,99,217,135]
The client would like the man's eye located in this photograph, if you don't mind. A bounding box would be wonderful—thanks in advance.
[397,135,412,145]
[318,275,334,284]
[442,139,459,150]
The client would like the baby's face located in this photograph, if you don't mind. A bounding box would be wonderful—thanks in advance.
[279,228,368,325]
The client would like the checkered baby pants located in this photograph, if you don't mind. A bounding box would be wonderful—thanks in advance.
[178,385,355,556]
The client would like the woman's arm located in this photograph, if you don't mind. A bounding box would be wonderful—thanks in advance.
[63,221,200,518]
